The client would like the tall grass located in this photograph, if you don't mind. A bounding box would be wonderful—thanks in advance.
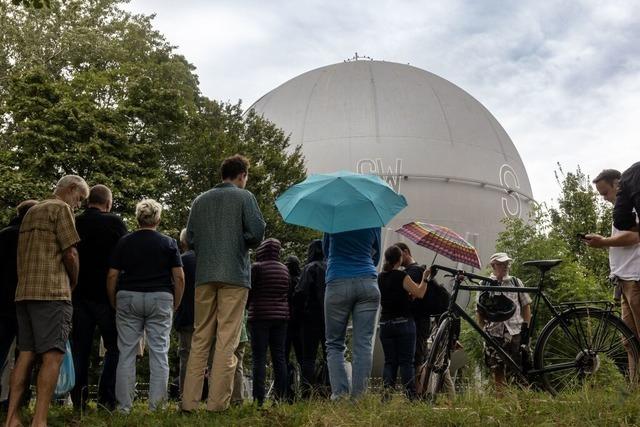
[5,386,639,426]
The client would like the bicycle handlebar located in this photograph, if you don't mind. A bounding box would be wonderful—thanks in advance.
[430,264,498,285]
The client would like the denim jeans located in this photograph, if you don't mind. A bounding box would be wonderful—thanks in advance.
[324,277,380,399]
[70,298,119,410]
[249,319,288,405]
[115,291,173,412]
[380,318,416,398]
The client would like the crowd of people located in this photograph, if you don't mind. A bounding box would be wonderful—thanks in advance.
[1,155,639,426]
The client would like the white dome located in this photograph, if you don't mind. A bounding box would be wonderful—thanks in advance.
[248,60,533,266]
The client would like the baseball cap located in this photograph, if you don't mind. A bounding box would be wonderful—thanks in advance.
[489,252,513,264]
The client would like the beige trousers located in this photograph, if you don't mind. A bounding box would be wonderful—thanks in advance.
[621,280,640,380]
[181,282,248,411]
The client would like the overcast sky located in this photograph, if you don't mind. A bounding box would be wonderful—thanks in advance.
[124,0,640,204]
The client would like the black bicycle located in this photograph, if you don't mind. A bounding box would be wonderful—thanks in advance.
[419,260,640,398]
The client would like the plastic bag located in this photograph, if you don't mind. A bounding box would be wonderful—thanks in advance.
[54,341,75,398]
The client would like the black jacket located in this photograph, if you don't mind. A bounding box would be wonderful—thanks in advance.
[0,217,22,314]
[75,207,128,303]
[295,240,326,324]
[175,250,196,330]
[614,161,640,232]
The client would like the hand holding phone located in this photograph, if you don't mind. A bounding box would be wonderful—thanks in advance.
[577,232,591,241]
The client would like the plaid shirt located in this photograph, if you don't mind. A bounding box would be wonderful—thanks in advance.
[15,198,80,301]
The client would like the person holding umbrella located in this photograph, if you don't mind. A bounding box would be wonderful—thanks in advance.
[275,171,408,400]
[323,227,382,399]
[378,245,429,400]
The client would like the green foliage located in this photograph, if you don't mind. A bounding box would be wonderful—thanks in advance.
[0,0,317,255]
[19,389,640,426]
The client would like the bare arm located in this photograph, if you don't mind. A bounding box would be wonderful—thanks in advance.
[586,229,640,248]
[107,268,119,309]
[477,311,486,329]
[521,303,532,325]
[172,267,185,311]
[62,246,79,291]
[402,269,430,299]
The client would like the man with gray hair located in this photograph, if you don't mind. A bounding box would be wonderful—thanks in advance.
[5,175,89,427]
[182,154,265,412]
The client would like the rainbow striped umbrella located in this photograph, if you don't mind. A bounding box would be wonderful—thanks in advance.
[395,221,481,269]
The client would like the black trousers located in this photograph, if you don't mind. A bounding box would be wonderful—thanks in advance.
[300,321,326,397]
[70,299,119,410]
[0,314,17,399]
[249,319,288,405]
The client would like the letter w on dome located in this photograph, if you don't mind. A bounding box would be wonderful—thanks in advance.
[357,158,403,193]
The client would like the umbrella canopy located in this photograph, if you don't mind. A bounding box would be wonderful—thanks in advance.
[395,221,481,269]
[276,171,407,234]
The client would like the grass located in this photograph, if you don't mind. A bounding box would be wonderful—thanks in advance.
[3,386,640,426]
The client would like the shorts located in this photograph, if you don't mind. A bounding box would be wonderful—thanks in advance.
[16,300,72,354]
[484,333,521,372]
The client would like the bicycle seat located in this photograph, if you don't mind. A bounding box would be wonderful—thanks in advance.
[522,259,562,271]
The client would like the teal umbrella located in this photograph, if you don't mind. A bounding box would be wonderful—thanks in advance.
[275,171,408,233]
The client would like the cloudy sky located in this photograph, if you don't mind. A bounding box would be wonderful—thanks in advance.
[124,0,640,204]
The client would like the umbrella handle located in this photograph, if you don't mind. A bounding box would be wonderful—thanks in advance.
[430,252,438,266]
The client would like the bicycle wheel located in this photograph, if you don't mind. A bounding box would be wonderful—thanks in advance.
[534,307,640,394]
[421,316,452,402]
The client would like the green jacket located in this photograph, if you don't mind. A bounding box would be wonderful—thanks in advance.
[187,182,266,288]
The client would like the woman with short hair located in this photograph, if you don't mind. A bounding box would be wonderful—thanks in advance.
[107,199,185,412]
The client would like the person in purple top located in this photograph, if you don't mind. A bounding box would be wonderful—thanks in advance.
[322,227,381,399]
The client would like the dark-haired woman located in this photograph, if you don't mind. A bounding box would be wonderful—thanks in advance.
[378,245,429,399]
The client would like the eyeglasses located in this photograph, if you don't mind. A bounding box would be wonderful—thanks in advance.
[491,262,509,268]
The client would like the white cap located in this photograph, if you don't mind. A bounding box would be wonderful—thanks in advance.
[489,252,513,264]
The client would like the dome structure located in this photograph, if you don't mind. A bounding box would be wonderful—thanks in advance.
[247,59,534,267]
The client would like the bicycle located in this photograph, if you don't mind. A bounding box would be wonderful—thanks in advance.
[418,260,640,399]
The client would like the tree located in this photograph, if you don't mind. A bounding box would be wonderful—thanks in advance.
[548,164,611,284]
[162,100,319,256]
[0,0,317,256]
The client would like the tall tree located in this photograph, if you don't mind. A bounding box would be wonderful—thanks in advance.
[0,0,317,255]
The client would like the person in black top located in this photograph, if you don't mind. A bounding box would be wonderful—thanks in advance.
[175,228,196,398]
[378,245,429,399]
[106,199,185,412]
[284,255,302,402]
[395,242,429,373]
[295,239,328,398]
[0,200,37,398]
[614,161,640,236]
[70,185,128,410]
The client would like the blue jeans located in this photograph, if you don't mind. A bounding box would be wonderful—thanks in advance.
[324,277,380,399]
[380,318,416,398]
[115,291,173,412]
[249,319,288,405]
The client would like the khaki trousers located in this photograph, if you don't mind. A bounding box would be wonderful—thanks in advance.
[621,280,640,379]
[181,282,248,411]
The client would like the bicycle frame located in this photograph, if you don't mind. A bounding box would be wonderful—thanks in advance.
[432,264,614,381]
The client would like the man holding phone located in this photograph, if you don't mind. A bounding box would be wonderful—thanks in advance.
[584,169,640,375]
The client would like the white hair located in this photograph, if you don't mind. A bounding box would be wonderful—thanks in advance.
[54,175,89,195]
[179,228,188,246]
[135,199,162,227]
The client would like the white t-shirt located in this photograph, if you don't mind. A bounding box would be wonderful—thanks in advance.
[477,275,532,338]
[609,224,640,281]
